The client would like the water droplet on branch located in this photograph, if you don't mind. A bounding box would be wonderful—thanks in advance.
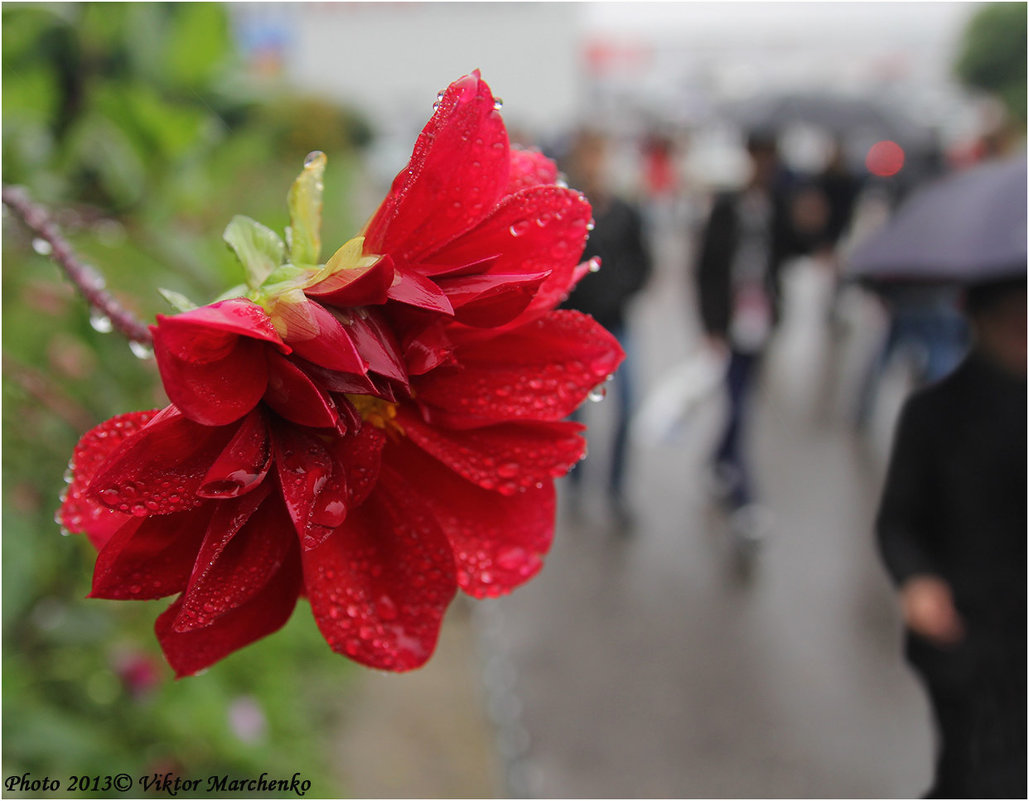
[89,311,113,333]
[32,238,52,256]
[129,341,153,360]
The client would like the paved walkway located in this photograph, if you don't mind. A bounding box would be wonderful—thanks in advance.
[332,214,935,798]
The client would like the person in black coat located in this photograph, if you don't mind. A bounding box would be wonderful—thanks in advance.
[562,129,653,528]
[876,277,1027,798]
[694,131,792,538]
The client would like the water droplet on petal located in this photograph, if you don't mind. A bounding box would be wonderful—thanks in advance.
[497,462,519,479]
[588,384,608,403]
[376,595,398,621]
[493,97,504,111]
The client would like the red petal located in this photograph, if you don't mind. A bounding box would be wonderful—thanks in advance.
[414,311,624,427]
[506,148,559,194]
[154,338,270,427]
[264,352,338,428]
[336,424,385,509]
[337,309,409,387]
[303,482,456,671]
[385,269,454,314]
[155,542,302,677]
[152,299,287,357]
[61,410,160,549]
[174,490,293,632]
[185,482,273,597]
[151,300,288,426]
[273,423,333,548]
[524,256,599,327]
[283,301,367,375]
[280,423,385,552]
[198,409,271,498]
[384,440,555,598]
[297,359,379,396]
[304,443,350,552]
[417,254,499,279]
[306,254,395,307]
[436,271,550,328]
[429,187,590,304]
[90,504,213,600]
[363,72,509,264]
[398,408,586,493]
[402,319,455,375]
[89,407,235,515]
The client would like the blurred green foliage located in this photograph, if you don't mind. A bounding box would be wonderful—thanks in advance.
[955,2,1027,129]
[3,3,377,796]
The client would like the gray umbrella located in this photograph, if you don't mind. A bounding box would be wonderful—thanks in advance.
[847,156,1027,286]
[724,92,929,145]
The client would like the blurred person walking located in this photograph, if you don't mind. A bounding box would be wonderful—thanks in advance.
[694,130,791,544]
[562,129,653,530]
[876,277,1027,798]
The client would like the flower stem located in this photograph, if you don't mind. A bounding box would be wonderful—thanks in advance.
[2,186,153,345]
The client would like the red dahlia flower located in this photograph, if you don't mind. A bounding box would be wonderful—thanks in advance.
[60,71,623,675]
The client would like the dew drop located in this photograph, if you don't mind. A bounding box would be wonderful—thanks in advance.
[493,97,504,111]
[89,311,113,333]
[304,150,325,167]
[588,384,608,403]
[129,341,153,360]
[376,595,398,621]
[32,238,52,256]
[497,462,519,479]
[588,259,601,273]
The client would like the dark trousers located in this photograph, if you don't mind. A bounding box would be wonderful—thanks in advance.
[914,634,1027,799]
[570,327,632,501]
[714,348,760,508]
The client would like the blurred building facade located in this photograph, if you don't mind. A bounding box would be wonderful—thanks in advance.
[231,2,981,191]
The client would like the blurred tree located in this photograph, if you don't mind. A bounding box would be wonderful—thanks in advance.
[954,2,1027,130]
[3,3,374,795]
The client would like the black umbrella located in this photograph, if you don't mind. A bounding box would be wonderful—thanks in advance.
[847,156,1027,286]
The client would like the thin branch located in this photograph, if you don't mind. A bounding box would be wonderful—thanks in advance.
[2,186,153,345]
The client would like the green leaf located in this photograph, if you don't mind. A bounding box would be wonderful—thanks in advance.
[223,215,286,290]
[157,287,198,313]
[286,151,326,267]
[213,283,248,303]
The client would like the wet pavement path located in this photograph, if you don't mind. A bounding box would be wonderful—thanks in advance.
[333,217,935,798]
[477,221,935,798]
